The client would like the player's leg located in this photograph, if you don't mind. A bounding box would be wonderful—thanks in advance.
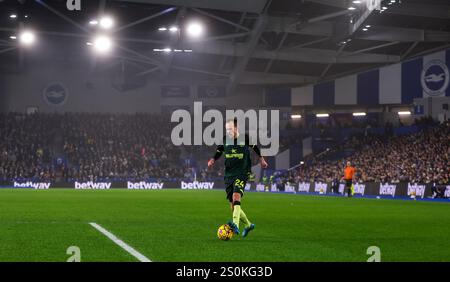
[229,192,242,235]
[240,199,255,238]
[230,191,255,238]
[233,179,255,237]
[233,190,251,229]
[345,180,351,197]
[225,178,239,234]
[227,178,245,234]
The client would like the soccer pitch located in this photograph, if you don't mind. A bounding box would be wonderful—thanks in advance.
[0,189,449,262]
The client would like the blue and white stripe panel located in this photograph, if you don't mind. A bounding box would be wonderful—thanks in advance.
[379,63,402,104]
[335,75,357,105]
[357,69,379,105]
[291,49,450,106]
[291,85,313,106]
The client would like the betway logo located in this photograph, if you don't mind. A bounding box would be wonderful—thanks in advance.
[181,181,214,190]
[13,182,50,189]
[407,183,426,198]
[74,182,111,190]
[379,184,396,197]
[127,182,164,190]
[445,186,450,198]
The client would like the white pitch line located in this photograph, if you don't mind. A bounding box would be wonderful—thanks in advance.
[89,222,151,262]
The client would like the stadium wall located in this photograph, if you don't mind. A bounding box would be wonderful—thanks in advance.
[0,66,265,113]
[0,76,5,112]
[275,149,290,170]
[1,180,448,200]
[1,66,162,113]
[414,96,450,122]
[291,48,450,107]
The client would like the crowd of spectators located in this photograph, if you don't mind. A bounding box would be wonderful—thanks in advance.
[1,113,191,182]
[0,113,56,181]
[1,112,449,185]
[60,113,184,181]
[294,120,449,185]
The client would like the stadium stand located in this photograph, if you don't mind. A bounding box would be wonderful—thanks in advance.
[1,113,448,185]
[294,119,449,185]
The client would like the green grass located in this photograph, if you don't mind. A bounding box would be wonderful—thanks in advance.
[0,189,449,262]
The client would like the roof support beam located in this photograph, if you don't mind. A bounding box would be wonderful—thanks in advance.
[196,32,250,42]
[349,1,380,36]
[162,7,187,75]
[285,37,329,50]
[35,0,90,33]
[227,13,268,95]
[320,43,346,79]
[171,65,230,77]
[343,41,401,57]
[267,16,450,42]
[263,32,288,73]
[305,0,347,9]
[218,12,247,73]
[241,72,317,85]
[112,0,269,14]
[189,41,400,64]
[0,27,400,64]
[401,41,419,61]
[113,7,178,33]
[191,8,250,32]
[357,27,450,42]
[386,4,450,19]
[0,47,17,55]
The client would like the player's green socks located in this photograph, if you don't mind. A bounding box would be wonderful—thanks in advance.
[239,208,251,229]
[232,204,241,229]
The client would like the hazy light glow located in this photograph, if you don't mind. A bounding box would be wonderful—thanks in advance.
[20,31,35,45]
[316,113,330,118]
[99,16,114,29]
[353,112,367,117]
[291,114,302,119]
[93,36,112,53]
[398,111,412,116]
[186,21,204,38]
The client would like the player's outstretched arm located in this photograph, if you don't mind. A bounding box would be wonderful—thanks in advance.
[248,138,268,169]
[260,156,268,169]
[208,145,224,168]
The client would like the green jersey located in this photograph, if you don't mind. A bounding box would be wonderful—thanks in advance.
[213,134,261,179]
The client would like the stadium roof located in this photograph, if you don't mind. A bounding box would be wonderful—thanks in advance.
[1,0,450,93]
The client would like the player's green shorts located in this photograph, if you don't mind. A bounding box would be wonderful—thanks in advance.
[224,175,247,202]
